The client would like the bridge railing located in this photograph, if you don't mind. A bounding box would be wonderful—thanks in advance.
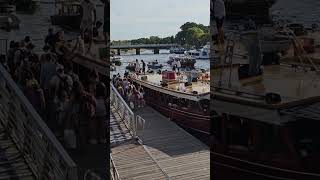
[110,82,137,138]
[0,65,78,180]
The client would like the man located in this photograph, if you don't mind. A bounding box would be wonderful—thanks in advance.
[45,28,56,51]
[213,0,226,44]
[100,0,109,46]
[141,60,146,74]
[135,59,140,74]
[177,59,181,73]
[80,0,97,54]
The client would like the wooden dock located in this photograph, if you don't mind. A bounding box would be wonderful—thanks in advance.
[110,80,210,179]
[136,107,210,180]
[110,109,168,180]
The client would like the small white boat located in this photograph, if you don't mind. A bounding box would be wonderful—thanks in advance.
[185,44,210,59]
[111,56,122,66]
[169,47,185,54]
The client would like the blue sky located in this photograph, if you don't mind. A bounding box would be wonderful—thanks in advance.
[110,0,210,40]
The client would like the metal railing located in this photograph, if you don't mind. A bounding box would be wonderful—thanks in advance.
[110,83,137,138]
[0,39,8,56]
[110,155,120,180]
[0,65,78,180]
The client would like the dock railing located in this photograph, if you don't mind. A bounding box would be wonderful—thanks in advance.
[110,82,138,138]
[110,155,121,180]
[0,65,78,180]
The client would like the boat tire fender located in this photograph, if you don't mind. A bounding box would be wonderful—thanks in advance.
[265,93,281,104]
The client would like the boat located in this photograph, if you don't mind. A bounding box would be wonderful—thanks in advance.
[169,47,186,54]
[223,0,278,24]
[168,55,197,69]
[185,44,210,59]
[147,60,163,69]
[50,0,81,30]
[111,55,122,66]
[241,30,292,54]
[211,31,320,179]
[130,70,210,139]
[0,1,19,31]
[125,62,136,71]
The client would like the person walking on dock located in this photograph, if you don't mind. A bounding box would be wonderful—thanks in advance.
[213,0,226,45]
[80,0,97,55]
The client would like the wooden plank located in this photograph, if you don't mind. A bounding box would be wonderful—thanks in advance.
[136,106,210,180]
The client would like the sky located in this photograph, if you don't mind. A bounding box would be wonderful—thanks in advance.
[110,0,210,41]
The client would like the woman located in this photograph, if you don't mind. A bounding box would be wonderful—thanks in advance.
[94,82,107,144]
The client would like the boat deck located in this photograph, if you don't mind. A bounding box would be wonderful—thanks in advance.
[135,106,210,180]
[212,64,320,108]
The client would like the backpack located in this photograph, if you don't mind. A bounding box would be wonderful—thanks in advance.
[80,92,96,119]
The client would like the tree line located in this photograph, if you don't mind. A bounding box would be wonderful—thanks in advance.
[112,22,210,49]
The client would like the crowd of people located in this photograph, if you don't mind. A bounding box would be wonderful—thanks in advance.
[1,28,107,149]
[112,73,145,109]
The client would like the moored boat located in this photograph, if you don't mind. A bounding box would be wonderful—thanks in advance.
[50,0,81,30]
[147,61,163,69]
[130,70,210,138]
[168,55,196,69]
[211,30,320,179]
[111,55,122,66]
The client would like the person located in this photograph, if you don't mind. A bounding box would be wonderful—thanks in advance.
[6,41,16,75]
[94,82,107,144]
[135,59,140,74]
[45,28,56,51]
[24,36,32,47]
[213,0,226,45]
[172,59,177,72]
[177,59,181,73]
[100,0,109,45]
[23,71,46,118]
[80,0,97,54]
[141,60,146,74]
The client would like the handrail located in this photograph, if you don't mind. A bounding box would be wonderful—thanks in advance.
[0,64,78,180]
[110,155,121,180]
[110,82,137,138]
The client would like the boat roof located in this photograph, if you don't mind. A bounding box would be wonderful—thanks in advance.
[131,73,210,101]
[212,64,320,109]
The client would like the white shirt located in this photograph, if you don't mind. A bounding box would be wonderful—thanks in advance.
[214,0,226,19]
[177,60,181,68]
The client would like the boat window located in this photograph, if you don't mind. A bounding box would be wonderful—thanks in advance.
[226,116,250,151]
[212,111,222,144]
[289,120,320,157]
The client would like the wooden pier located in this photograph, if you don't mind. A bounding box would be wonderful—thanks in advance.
[110,83,210,180]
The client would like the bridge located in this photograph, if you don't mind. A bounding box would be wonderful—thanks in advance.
[110,83,210,180]
[110,43,179,55]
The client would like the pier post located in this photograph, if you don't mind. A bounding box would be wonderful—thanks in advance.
[117,49,120,55]
[136,48,140,55]
[154,48,159,54]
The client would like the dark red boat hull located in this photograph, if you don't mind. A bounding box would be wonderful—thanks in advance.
[212,152,320,180]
